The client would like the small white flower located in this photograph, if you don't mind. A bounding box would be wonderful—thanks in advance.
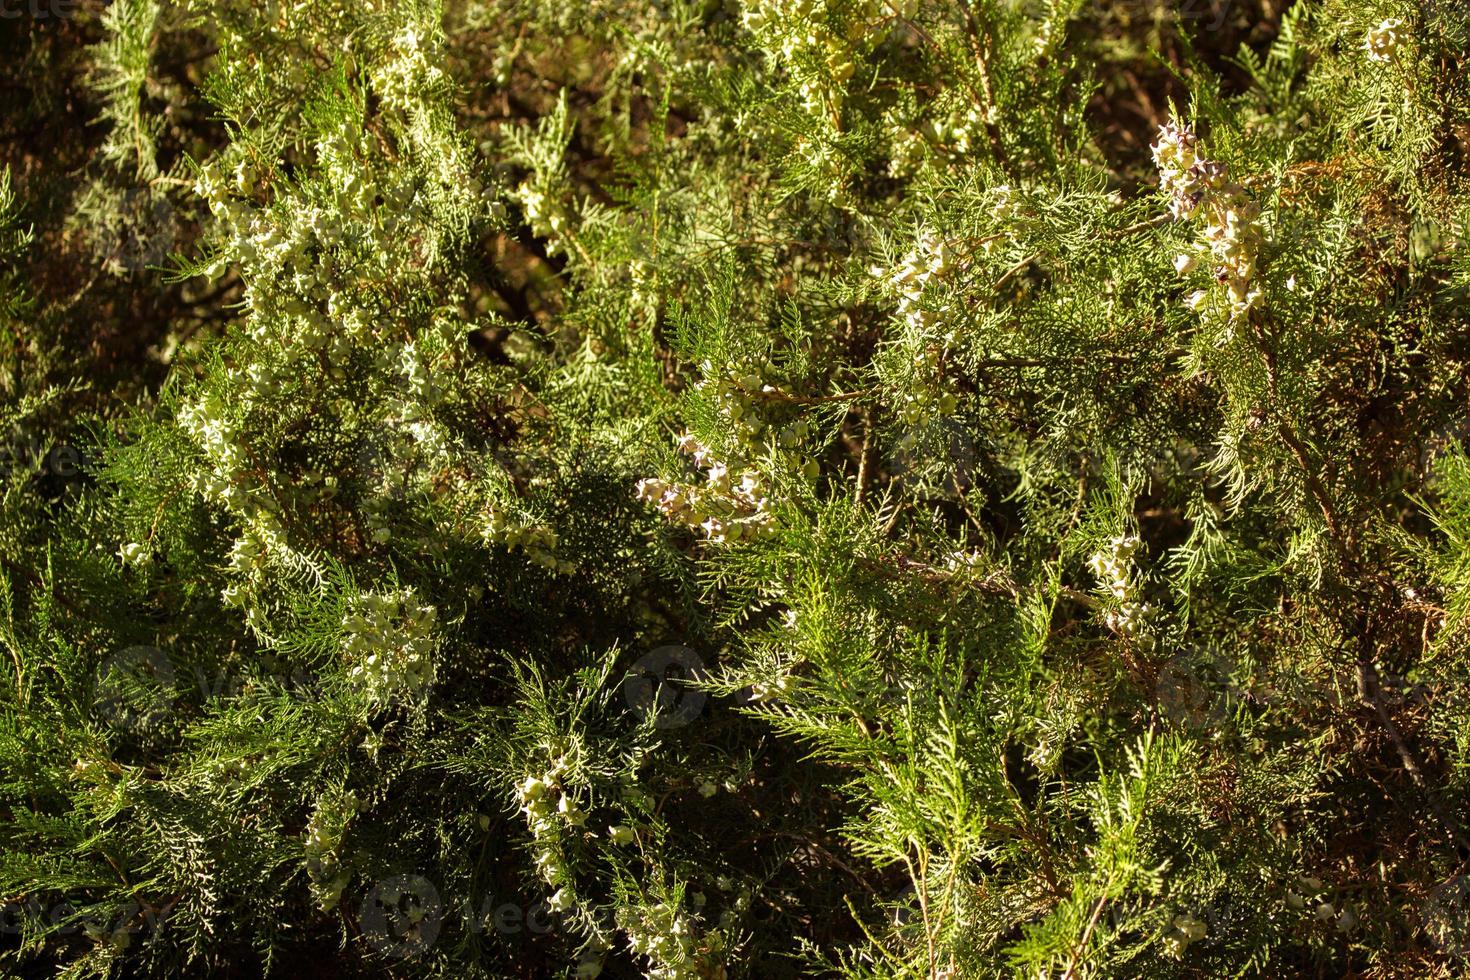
[534,849,561,877]
[1161,912,1208,957]
[1173,253,1198,275]
[558,794,586,827]
[1173,913,1207,942]
[1363,18,1404,63]
[608,824,635,844]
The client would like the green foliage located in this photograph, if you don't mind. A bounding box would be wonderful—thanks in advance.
[2,0,1470,977]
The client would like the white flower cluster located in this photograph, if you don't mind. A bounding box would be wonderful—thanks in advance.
[747,673,795,702]
[394,340,440,405]
[195,101,465,352]
[883,120,928,179]
[178,391,248,483]
[618,898,723,980]
[633,353,822,543]
[1152,121,1265,318]
[932,103,996,156]
[304,790,358,912]
[895,346,959,434]
[178,392,291,612]
[1087,534,1154,644]
[484,506,574,573]
[739,0,819,54]
[944,549,984,572]
[1151,123,1208,222]
[374,25,448,111]
[636,433,779,545]
[340,590,437,701]
[988,184,1019,222]
[516,180,569,244]
[740,0,905,108]
[874,232,962,433]
[1363,18,1404,63]
[514,762,593,919]
[223,524,277,589]
[194,159,376,353]
[886,231,956,332]
[1162,912,1207,958]
[190,162,409,425]
[1284,874,1356,931]
[699,356,779,451]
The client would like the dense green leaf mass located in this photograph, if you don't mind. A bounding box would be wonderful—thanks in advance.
[2,0,1469,976]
